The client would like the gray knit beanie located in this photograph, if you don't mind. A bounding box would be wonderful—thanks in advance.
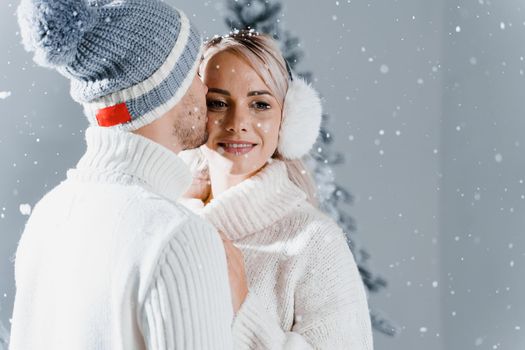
[17,0,203,131]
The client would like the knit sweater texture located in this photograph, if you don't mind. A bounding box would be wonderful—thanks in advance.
[183,160,374,350]
[9,127,234,350]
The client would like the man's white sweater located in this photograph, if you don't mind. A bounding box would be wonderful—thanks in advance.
[9,127,233,350]
[184,160,374,349]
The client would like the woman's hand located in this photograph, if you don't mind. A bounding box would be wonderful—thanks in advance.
[219,232,248,314]
[182,172,210,201]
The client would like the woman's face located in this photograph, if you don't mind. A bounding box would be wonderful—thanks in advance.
[202,51,282,176]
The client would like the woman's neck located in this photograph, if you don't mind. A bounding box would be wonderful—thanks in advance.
[207,164,260,202]
[198,159,308,241]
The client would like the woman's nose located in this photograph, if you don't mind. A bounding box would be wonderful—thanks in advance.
[224,108,249,133]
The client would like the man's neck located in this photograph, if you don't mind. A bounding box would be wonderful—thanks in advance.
[132,121,182,154]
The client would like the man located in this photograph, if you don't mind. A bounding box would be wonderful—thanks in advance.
[10,0,234,348]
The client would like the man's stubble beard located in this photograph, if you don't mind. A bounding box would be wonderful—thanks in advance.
[172,98,209,151]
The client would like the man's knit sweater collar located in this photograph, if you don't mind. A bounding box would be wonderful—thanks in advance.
[67,127,192,202]
[200,160,308,241]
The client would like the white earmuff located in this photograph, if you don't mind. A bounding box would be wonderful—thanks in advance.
[277,75,323,159]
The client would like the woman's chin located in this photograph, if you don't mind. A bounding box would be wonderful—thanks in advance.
[227,160,264,177]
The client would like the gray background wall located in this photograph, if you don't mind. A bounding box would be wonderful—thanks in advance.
[0,1,523,349]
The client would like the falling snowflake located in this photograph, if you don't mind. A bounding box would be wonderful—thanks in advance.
[0,91,11,99]
[475,337,484,346]
[19,203,32,216]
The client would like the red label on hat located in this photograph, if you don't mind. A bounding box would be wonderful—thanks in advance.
[96,103,132,127]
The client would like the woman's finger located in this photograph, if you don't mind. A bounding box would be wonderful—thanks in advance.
[217,230,229,241]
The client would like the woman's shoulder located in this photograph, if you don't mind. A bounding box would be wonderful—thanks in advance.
[282,201,342,228]
[276,202,347,249]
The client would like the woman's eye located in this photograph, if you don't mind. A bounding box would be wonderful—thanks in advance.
[207,100,227,110]
[252,101,271,110]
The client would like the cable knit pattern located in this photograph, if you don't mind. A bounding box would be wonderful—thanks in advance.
[9,127,233,350]
[141,219,233,350]
[183,160,374,349]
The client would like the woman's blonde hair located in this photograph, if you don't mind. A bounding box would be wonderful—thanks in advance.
[200,30,289,107]
[189,30,318,205]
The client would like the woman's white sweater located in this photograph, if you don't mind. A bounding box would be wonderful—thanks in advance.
[184,160,374,350]
[9,127,234,350]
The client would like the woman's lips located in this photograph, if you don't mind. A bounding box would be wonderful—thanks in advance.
[218,142,257,156]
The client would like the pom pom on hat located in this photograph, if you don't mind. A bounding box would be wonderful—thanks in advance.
[17,0,98,67]
[278,76,323,159]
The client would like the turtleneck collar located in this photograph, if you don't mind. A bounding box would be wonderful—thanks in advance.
[67,127,192,202]
[199,160,308,241]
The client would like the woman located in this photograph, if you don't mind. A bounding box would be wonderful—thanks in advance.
[180,30,373,349]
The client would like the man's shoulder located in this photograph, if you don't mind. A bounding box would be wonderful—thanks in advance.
[125,186,198,224]
[56,177,192,214]
[33,178,205,237]
[96,185,217,280]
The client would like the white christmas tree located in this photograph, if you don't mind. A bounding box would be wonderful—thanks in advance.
[0,309,8,350]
